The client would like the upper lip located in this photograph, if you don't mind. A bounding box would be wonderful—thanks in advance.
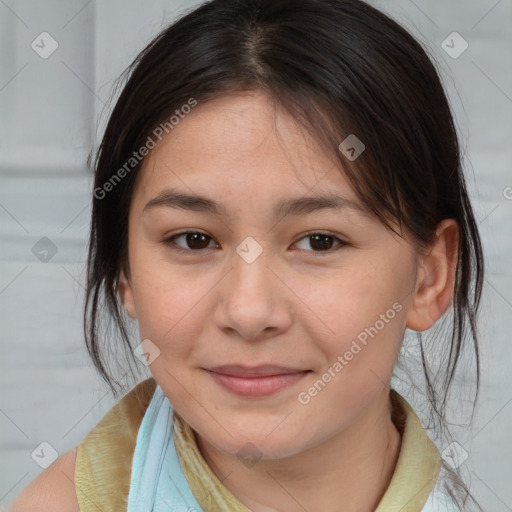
[207,365,309,377]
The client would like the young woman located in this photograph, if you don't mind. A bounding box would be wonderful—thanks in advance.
[9,0,484,510]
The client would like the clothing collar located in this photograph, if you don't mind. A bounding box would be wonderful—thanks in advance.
[173,390,441,512]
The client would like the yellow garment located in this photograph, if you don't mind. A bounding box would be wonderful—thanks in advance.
[75,377,157,512]
[75,377,441,511]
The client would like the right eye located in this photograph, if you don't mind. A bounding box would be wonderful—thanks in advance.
[162,231,219,254]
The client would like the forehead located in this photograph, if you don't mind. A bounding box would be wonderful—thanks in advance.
[131,92,359,211]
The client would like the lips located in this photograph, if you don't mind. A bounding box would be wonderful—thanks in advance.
[207,364,308,377]
[206,364,310,397]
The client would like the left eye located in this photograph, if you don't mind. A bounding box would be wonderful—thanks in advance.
[294,232,346,252]
[163,231,346,254]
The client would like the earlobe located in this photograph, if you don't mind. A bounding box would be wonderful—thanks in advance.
[405,219,459,332]
[118,270,137,319]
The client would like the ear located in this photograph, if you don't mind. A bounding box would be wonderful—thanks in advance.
[406,218,459,332]
[117,269,137,319]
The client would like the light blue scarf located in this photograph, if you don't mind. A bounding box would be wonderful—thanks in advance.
[126,383,204,512]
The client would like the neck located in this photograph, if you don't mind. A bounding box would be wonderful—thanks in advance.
[195,388,402,512]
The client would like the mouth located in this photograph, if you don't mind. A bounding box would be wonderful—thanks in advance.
[205,364,311,397]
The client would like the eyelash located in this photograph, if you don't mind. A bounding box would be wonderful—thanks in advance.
[161,230,348,256]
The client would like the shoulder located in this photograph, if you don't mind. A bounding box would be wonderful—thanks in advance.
[6,379,157,512]
[7,447,79,512]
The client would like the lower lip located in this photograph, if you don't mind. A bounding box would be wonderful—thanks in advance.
[208,371,309,397]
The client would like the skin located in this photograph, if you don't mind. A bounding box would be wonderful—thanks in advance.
[118,91,459,512]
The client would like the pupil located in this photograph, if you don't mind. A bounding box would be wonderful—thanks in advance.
[310,234,332,251]
[187,233,209,249]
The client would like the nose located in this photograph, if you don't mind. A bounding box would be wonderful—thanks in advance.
[213,241,293,342]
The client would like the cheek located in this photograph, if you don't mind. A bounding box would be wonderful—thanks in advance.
[129,257,208,356]
[305,258,409,377]
[296,297,406,436]
[132,268,208,402]
[297,265,383,342]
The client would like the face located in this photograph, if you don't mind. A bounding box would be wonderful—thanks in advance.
[119,91,421,461]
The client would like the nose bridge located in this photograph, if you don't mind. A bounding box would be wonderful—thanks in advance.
[230,235,271,294]
[215,234,290,340]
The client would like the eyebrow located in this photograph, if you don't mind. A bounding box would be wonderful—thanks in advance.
[142,188,370,219]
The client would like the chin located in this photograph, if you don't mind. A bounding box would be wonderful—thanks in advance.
[201,422,310,462]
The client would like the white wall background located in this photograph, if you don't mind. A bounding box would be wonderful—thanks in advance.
[0,0,511,509]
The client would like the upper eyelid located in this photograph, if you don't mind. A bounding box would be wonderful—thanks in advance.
[167,229,344,241]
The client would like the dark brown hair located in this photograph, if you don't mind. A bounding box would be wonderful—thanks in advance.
[85,1,484,508]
